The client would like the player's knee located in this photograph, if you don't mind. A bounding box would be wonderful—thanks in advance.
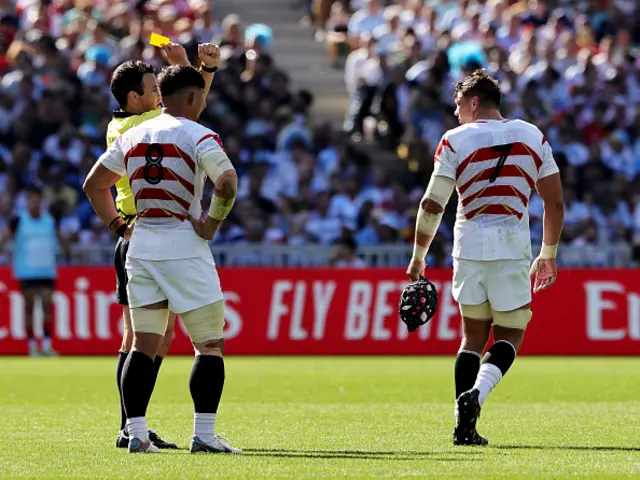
[181,301,225,354]
[193,338,224,357]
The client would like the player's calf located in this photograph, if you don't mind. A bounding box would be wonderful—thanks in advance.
[122,306,168,451]
[181,301,242,454]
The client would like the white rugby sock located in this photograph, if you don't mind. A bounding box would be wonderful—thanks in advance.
[41,337,52,352]
[473,364,503,407]
[126,417,149,442]
[194,413,217,444]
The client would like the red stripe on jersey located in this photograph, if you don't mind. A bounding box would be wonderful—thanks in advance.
[135,187,191,211]
[465,203,523,221]
[456,142,543,179]
[458,164,535,195]
[461,184,529,208]
[434,138,456,161]
[129,167,195,195]
[137,208,186,222]
[542,136,548,145]
[197,133,224,150]
[124,143,196,174]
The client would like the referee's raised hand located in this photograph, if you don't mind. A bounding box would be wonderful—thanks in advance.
[161,42,190,66]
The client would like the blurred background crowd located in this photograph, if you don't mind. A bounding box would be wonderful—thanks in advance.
[0,0,639,267]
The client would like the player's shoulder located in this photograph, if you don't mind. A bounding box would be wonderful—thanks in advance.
[507,118,547,144]
[441,122,478,146]
[178,119,223,148]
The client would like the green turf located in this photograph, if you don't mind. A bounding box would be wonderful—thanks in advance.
[1,357,639,479]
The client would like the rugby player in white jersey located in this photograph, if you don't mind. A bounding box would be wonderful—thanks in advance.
[107,43,219,450]
[84,65,241,454]
[406,69,565,446]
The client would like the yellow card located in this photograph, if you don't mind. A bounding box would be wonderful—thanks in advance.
[149,32,170,47]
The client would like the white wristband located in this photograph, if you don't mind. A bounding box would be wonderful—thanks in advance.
[540,242,558,259]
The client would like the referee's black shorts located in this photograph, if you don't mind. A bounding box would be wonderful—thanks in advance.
[114,237,129,306]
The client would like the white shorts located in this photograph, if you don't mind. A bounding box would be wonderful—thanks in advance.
[125,256,223,314]
[452,258,531,312]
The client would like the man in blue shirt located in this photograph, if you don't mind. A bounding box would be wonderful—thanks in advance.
[0,186,69,356]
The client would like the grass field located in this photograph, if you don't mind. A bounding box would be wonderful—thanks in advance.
[0,356,639,479]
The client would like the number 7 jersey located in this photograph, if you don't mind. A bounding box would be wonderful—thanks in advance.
[98,113,228,261]
[432,119,559,261]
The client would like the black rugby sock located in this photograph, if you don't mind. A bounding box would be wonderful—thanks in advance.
[190,355,225,414]
[116,351,128,431]
[149,355,164,397]
[482,340,516,375]
[121,351,155,419]
[455,350,481,398]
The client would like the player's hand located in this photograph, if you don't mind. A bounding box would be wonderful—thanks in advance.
[406,259,426,282]
[162,43,190,66]
[189,213,217,241]
[123,223,135,241]
[530,257,557,293]
[198,43,221,69]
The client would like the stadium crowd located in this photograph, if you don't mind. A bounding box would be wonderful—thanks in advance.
[0,0,639,267]
[307,0,640,265]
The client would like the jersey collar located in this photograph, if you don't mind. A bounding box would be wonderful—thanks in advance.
[112,110,136,118]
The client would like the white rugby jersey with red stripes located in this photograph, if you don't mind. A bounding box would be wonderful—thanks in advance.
[98,113,228,261]
[433,119,559,261]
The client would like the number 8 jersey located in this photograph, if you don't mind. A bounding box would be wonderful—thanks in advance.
[432,119,559,261]
[98,113,230,261]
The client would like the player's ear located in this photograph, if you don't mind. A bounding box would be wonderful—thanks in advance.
[186,90,196,107]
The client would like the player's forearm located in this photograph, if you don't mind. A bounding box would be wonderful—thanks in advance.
[202,170,237,240]
[542,200,564,246]
[84,187,121,229]
[412,176,455,261]
[200,69,215,99]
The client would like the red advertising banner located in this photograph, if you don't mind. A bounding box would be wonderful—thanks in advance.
[0,267,638,355]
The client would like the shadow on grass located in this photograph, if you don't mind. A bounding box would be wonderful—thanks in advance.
[243,448,484,461]
[495,445,640,453]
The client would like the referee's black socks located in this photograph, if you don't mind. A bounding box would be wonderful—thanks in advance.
[116,351,128,431]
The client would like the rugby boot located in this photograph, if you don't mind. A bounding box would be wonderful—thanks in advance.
[117,428,178,449]
[453,389,488,446]
[148,429,179,449]
[190,435,243,454]
[116,429,129,448]
[128,436,160,453]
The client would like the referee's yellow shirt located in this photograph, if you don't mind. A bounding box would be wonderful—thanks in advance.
[105,109,163,222]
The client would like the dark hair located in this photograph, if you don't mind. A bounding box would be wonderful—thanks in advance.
[26,184,43,196]
[336,235,357,252]
[110,60,155,109]
[158,66,205,98]
[454,69,502,108]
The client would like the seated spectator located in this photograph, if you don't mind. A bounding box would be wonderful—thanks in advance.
[329,235,367,267]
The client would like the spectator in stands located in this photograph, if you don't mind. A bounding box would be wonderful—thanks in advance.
[329,235,367,267]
